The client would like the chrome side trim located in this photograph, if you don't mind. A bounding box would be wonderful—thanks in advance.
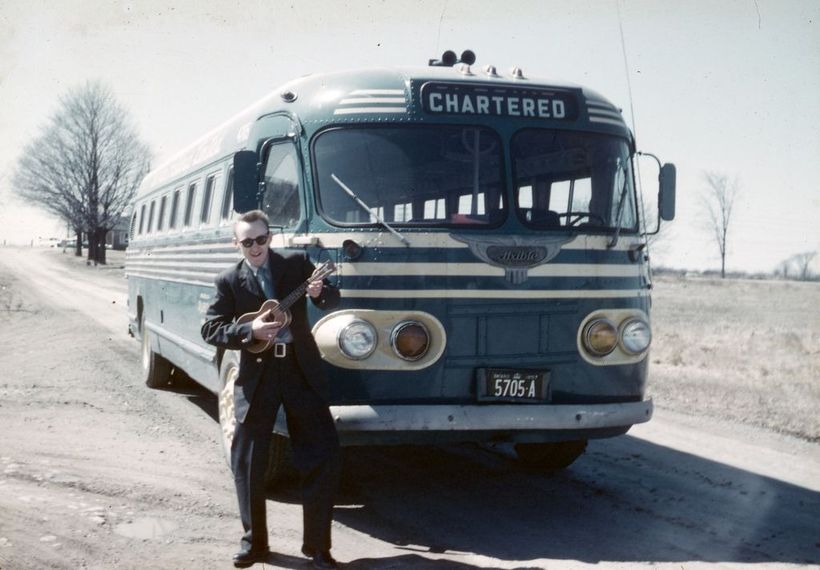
[145,321,216,364]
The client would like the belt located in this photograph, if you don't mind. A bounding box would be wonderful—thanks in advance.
[273,342,292,358]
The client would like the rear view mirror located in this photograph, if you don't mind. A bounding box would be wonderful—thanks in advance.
[659,163,676,221]
[233,150,260,213]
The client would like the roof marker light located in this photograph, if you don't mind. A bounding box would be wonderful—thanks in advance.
[429,50,457,67]
[460,50,476,65]
[428,50,476,67]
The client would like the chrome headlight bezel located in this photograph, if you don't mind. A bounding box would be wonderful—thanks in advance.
[582,318,618,357]
[619,318,652,355]
[390,320,431,361]
[337,319,378,360]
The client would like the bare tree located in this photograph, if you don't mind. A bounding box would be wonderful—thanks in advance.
[777,251,817,281]
[13,81,150,264]
[794,251,817,280]
[701,171,740,278]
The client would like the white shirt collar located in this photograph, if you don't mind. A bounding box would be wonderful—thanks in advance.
[245,257,269,276]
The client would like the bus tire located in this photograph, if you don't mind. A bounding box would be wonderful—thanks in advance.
[141,324,171,388]
[218,351,240,468]
[514,440,588,472]
[217,351,296,489]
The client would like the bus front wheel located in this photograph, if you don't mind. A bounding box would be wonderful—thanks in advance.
[141,322,171,388]
[217,351,295,488]
[514,440,588,471]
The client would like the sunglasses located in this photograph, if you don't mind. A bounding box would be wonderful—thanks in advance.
[239,234,269,248]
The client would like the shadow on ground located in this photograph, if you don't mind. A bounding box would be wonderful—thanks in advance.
[168,380,820,566]
[301,439,818,565]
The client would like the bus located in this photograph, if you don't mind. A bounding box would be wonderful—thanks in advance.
[126,52,675,483]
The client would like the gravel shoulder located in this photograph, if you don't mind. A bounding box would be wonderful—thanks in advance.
[0,248,238,569]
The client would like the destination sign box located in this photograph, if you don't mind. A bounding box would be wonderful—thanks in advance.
[421,82,579,121]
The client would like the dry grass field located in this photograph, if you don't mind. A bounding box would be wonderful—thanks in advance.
[649,273,820,442]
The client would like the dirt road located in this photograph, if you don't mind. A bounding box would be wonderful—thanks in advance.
[1,247,818,569]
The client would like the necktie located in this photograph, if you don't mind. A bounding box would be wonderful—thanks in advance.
[257,267,293,343]
[257,268,275,299]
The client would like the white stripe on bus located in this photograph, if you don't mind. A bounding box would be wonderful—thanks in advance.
[126,261,641,279]
[336,262,640,278]
[129,233,645,253]
[339,97,406,105]
[128,255,641,277]
[333,107,408,115]
[588,116,627,127]
[126,272,648,299]
[587,109,624,121]
[349,89,405,95]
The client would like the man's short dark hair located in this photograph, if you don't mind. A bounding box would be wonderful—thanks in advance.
[236,210,270,226]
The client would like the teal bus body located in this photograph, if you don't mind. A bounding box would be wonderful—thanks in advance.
[127,65,672,456]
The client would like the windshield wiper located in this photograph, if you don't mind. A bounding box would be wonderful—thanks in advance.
[330,174,410,247]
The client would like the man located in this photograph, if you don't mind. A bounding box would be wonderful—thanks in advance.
[201,210,341,569]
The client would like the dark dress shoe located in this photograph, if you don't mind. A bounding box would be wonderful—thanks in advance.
[302,546,338,569]
[233,547,270,568]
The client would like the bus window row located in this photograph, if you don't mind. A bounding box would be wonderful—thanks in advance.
[131,165,235,239]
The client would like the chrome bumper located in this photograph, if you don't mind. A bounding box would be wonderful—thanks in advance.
[327,399,653,433]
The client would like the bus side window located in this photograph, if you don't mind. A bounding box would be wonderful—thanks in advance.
[157,194,168,232]
[393,202,412,222]
[168,188,181,230]
[423,198,446,220]
[147,200,156,234]
[220,168,234,222]
[261,143,301,229]
[183,182,198,227]
[201,173,218,225]
[138,204,147,235]
[129,212,137,240]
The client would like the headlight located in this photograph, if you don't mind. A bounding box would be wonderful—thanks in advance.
[338,319,377,360]
[620,319,651,354]
[582,318,618,356]
[391,321,430,361]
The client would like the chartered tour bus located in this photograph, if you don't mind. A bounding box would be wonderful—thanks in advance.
[126,52,675,482]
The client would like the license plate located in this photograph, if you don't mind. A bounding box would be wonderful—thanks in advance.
[476,368,549,403]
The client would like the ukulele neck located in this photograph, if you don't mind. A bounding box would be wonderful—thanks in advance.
[277,281,310,312]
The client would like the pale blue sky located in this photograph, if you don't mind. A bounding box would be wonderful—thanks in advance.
[1,0,818,272]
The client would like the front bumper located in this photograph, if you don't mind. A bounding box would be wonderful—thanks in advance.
[316,399,653,444]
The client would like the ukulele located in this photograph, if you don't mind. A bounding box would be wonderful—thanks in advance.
[237,260,336,354]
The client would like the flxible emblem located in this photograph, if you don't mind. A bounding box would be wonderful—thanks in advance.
[451,234,571,284]
[486,246,547,267]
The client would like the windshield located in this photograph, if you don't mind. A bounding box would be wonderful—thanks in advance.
[511,129,637,231]
[314,126,505,227]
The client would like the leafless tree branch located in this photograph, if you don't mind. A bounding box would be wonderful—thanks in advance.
[12,81,150,263]
[776,251,817,281]
[700,171,740,278]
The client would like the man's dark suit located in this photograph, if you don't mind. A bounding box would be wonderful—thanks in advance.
[201,250,341,554]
